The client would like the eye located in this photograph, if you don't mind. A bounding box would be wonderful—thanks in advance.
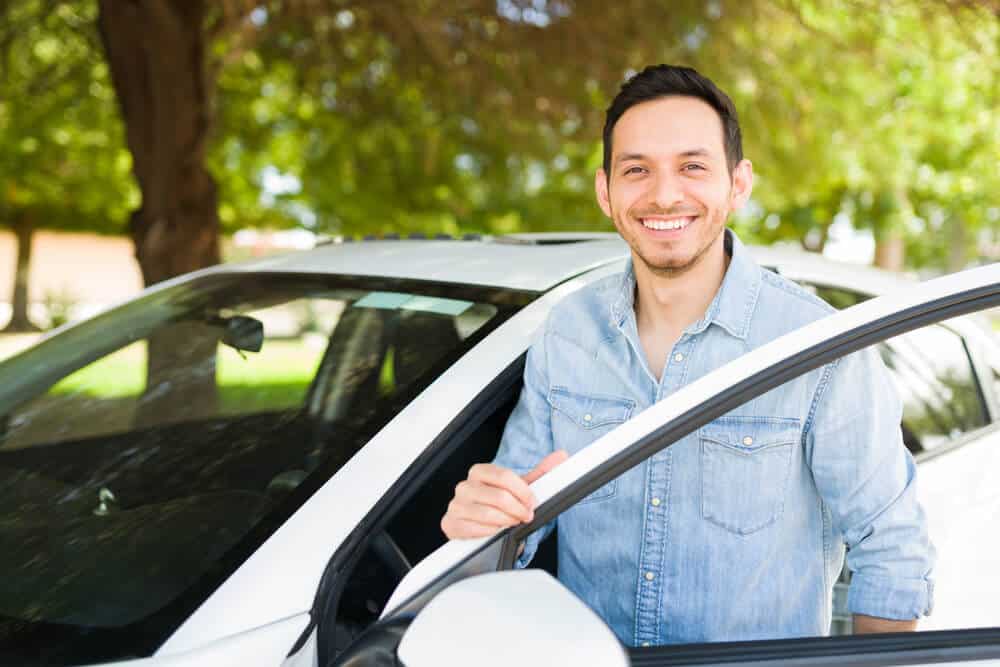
[682,163,706,172]
[623,166,646,176]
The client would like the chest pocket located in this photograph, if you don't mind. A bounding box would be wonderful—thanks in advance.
[548,387,635,505]
[700,416,800,535]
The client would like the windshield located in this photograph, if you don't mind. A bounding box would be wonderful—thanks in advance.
[0,271,531,665]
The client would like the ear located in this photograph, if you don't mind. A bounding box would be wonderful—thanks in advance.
[595,168,613,218]
[728,159,754,211]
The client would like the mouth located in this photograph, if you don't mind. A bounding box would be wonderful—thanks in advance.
[638,215,697,232]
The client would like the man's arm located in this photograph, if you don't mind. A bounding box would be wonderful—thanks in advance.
[807,349,935,628]
[853,615,917,634]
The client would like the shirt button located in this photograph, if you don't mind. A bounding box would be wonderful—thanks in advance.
[674,352,684,362]
[645,571,655,581]
[651,497,661,507]
[583,413,592,422]
[743,436,754,446]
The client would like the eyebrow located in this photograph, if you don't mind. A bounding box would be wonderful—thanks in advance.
[613,148,713,166]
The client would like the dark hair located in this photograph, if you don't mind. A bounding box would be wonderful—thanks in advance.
[602,64,743,176]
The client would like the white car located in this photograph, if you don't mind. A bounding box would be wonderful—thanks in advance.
[1,234,998,666]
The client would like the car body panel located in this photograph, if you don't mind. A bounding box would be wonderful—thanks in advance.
[227,238,631,291]
[101,613,310,667]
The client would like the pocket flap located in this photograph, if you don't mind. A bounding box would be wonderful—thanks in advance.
[700,416,801,451]
[548,387,634,429]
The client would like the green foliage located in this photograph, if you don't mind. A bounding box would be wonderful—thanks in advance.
[5,0,999,273]
[0,0,136,232]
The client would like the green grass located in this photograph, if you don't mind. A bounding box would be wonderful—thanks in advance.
[46,340,324,414]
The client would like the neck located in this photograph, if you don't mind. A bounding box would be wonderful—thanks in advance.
[633,235,730,337]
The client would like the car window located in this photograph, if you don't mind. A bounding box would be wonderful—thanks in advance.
[0,272,530,665]
[879,326,988,451]
[810,284,989,451]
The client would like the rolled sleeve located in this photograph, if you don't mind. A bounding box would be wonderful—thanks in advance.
[806,348,936,621]
[492,327,556,567]
[848,571,934,620]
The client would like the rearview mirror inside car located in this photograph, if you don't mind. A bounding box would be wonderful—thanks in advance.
[216,315,264,353]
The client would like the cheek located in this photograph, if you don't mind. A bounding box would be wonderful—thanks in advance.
[687,181,731,210]
[611,182,646,214]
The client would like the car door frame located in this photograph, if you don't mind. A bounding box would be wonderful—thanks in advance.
[350,263,1000,667]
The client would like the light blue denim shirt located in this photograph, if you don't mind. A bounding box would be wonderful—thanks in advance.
[494,230,935,646]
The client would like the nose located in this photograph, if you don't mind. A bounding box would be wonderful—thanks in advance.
[647,170,684,210]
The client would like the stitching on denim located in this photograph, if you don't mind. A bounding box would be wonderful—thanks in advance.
[760,269,837,315]
[654,450,672,643]
[633,459,652,647]
[803,359,840,437]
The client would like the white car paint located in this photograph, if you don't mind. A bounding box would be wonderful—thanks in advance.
[101,613,310,667]
[229,238,630,291]
[396,571,628,667]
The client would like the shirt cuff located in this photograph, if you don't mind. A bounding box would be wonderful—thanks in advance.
[514,527,547,569]
[847,572,934,620]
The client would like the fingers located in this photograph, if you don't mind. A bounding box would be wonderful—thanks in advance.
[440,453,571,541]
[468,463,535,510]
[441,515,506,539]
[522,449,569,484]
[455,480,533,523]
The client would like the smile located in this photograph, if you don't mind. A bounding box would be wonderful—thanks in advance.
[639,216,695,231]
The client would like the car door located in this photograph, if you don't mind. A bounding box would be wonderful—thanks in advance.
[292,262,1000,666]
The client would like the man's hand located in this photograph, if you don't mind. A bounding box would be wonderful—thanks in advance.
[852,614,918,634]
[441,450,569,539]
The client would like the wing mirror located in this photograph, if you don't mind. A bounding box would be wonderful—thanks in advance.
[328,570,628,666]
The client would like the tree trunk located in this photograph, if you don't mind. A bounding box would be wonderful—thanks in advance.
[874,233,905,272]
[97,1,220,414]
[96,0,221,286]
[2,215,41,333]
[947,217,967,273]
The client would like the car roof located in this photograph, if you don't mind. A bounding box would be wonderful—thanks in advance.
[225,233,915,298]
[226,235,630,292]
[752,244,915,297]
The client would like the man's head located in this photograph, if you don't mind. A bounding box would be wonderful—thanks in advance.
[596,64,753,278]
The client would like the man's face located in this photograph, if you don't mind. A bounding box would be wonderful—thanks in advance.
[595,95,753,277]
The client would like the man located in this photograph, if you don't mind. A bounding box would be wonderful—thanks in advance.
[440,65,934,646]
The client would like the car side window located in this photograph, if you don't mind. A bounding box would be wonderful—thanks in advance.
[810,285,987,452]
[879,327,987,452]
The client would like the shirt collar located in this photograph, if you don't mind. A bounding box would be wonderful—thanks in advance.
[609,228,761,341]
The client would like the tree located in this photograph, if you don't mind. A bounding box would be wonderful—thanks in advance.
[0,0,135,331]
[84,0,1000,283]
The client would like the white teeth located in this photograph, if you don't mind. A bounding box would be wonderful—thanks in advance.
[640,217,693,231]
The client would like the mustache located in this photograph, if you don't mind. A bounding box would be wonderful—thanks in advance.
[631,205,703,218]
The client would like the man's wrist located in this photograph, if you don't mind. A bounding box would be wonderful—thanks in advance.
[852,614,918,634]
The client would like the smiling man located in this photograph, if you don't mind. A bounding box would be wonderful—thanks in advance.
[441,65,934,645]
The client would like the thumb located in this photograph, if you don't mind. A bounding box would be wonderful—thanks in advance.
[522,449,569,485]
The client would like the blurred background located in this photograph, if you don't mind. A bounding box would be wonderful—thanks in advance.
[1,0,998,356]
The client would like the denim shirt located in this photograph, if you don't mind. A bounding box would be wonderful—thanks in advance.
[493,230,935,646]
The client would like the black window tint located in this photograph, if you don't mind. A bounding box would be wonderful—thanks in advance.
[879,327,987,452]
[0,273,529,665]
[810,285,986,452]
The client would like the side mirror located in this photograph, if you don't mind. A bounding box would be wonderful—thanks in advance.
[218,315,264,353]
[396,569,627,667]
